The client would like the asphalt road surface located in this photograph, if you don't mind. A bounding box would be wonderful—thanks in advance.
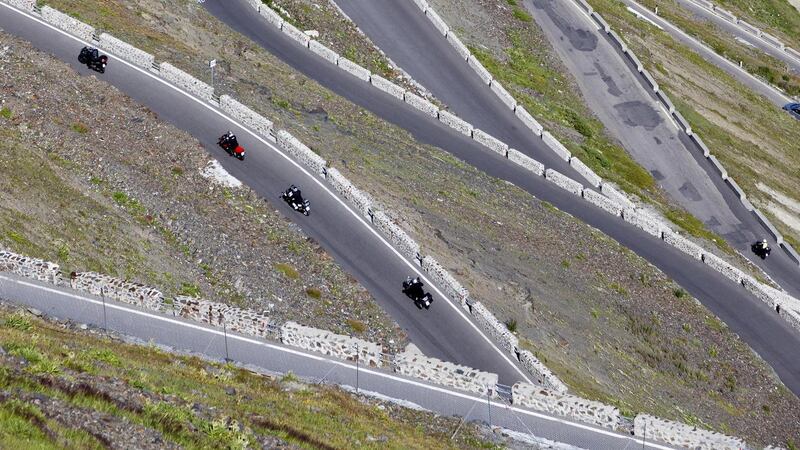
[0,2,531,385]
[3,1,800,396]
[0,272,676,449]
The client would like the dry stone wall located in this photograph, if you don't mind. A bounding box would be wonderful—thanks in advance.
[0,250,61,284]
[489,80,517,110]
[281,22,310,47]
[507,149,544,176]
[438,110,473,137]
[541,132,571,161]
[259,6,284,27]
[512,383,620,429]
[473,129,508,157]
[326,167,374,219]
[394,345,498,396]
[281,321,384,367]
[701,253,745,284]
[446,32,470,60]
[545,169,583,196]
[173,295,273,339]
[308,40,340,65]
[69,272,163,310]
[467,55,493,85]
[276,130,327,176]
[518,350,568,393]
[220,95,273,138]
[369,74,405,101]
[6,0,34,11]
[421,256,469,306]
[662,230,704,260]
[600,183,635,210]
[41,6,95,43]
[569,157,601,188]
[582,188,622,217]
[372,211,421,260]
[337,57,371,82]
[425,9,449,36]
[403,91,439,118]
[515,106,543,136]
[633,414,745,450]
[98,33,154,69]
[159,62,214,102]
[467,301,518,354]
[622,208,662,238]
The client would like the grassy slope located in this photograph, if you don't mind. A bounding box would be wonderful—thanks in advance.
[28,0,800,444]
[0,305,497,449]
[714,0,800,49]
[587,0,800,249]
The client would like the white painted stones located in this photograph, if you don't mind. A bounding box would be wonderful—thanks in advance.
[394,345,497,395]
[369,74,406,101]
[472,128,509,157]
[281,321,384,367]
[41,6,95,43]
[512,382,620,429]
[438,109,473,137]
[545,169,583,197]
[219,95,274,138]
[99,33,154,70]
[159,62,214,102]
[0,250,61,284]
[507,149,545,176]
[633,414,745,450]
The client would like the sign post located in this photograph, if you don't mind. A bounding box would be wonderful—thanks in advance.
[209,59,217,91]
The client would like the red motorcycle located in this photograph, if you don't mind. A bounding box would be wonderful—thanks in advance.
[218,131,245,160]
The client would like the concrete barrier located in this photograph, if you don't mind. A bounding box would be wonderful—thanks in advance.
[337,57,371,82]
[582,189,623,217]
[701,252,745,284]
[281,21,310,47]
[370,74,406,101]
[517,350,568,393]
[467,301,518,354]
[575,0,593,14]
[622,208,662,238]
[308,40,340,66]
[760,31,785,50]
[412,0,429,13]
[591,12,611,33]
[98,33,155,69]
[541,131,572,161]
[740,196,755,211]
[601,184,636,210]
[707,155,728,179]
[608,30,627,52]
[625,49,644,72]
[673,110,693,135]
[259,5,284,27]
[467,55,493,85]
[372,211,421,260]
[420,255,469,306]
[656,90,675,114]
[0,250,61,284]
[753,210,784,245]
[281,321,384,367]
[394,345,497,396]
[736,19,761,37]
[545,169,583,197]
[633,414,745,450]
[219,95,274,138]
[489,80,517,111]
[276,130,327,176]
[41,6,95,43]
[507,149,545,176]
[641,69,660,93]
[787,47,800,61]
[159,62,214,102]
[692,0,714,9]
[425,9,449,36]
[325,168,374,219]
[246,0,261,13]
[724,177,746,201]
[662,230,704,260]
[174,296,272,339]
[5,0,35,11]
[473,129,509,157]
[438,110,473,137]
[690,133,710,156]
[446,32,470,61]
[713,6,737,24]
[515,106,543,136]
[512,383,620,429]
[569,157,602,188]
[403,91,439,118]
[782,242,800,265]
[70,272,163,310]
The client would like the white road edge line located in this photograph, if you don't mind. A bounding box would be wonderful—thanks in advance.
[0,2,533,383]
[0,274,672,449]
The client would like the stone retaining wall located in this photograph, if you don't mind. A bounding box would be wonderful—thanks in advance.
[276,130,327,176]
[662,230,703,260]
[98,33,154,69]
[600,184,635,210]
[515,106,543,136]
[582,188,622,217]
[569,157,602,188]
[446,32,470,60]
[6,0,34,11]
[489,80,517,110]
[281,21,310,47]
[308,40,340,66]
[425,9,449,36]
[0,250,61,284]
[438,110,473,137]
[220,95,273,138]
[369,74,405,101]
[467,301,518,354]
[701,253,745,284]
[759,32,784,49]
[467,55,493,85]
[545,169,583,196]
[326,167,374,219]
[633,414,745,450]
[512,383,620,429]
[159,62,214,102]
[173,295,272,338]
[281,321,383,367]
[372,211,421,260]
[541,132,571,161]
[337,57,371,82]
[622,208,662,238]
[259,5,284,27]
[507,149,545,176]
[394,345,497,396]
[473,129,508,157]
[412,0,429,12]
[403,91,439,118]
[41,6,95,43]
[517,350,568,393]
[69,272,163,310]
[421,255,469,306]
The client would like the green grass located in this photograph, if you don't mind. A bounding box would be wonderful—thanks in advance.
[274,263,299,280]
[512,7,532,22]
[305,287,322,299]
[178,282,201,298]
[70,122,89,134]
[0,107,11,119]
[346,318,366,334]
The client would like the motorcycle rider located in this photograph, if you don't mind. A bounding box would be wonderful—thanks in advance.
[403,276,425,300]
[755,238,771,257]
[218,131,245,160]
[283,185,305,210]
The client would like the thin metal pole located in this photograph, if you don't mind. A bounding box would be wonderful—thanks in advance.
[355,343,360,393]
[101,287,108,333]
[487,386,492,429]
[223,319,230,362]
[210,65,214,91]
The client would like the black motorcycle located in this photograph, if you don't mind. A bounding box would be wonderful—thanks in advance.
[280,185,310,216]
[402,276,433,309]
[752,241,772,259]
[78,46,108,73]
[218,131,245,160]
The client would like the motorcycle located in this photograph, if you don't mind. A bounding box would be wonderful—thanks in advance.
[280,185,311,216]
[217,131,245,160]
[402,276,433,309]
[78,46,108,73]
[752,241,771,259]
